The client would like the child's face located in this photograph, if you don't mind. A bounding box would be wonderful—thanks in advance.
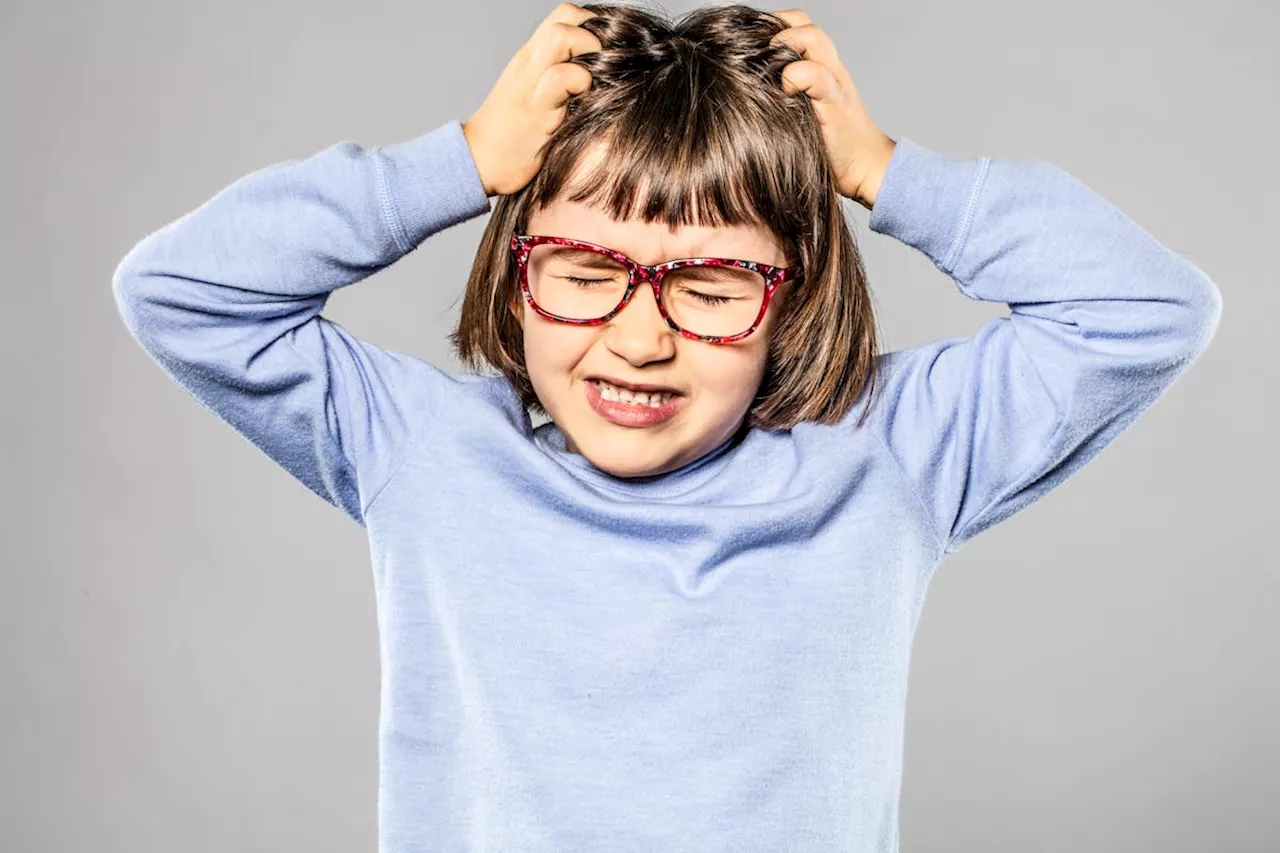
[520,173,790,479]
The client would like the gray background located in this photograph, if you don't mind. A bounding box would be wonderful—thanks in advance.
[3,0,1275,850]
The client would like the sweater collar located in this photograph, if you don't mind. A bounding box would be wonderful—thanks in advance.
[532,419,749,499]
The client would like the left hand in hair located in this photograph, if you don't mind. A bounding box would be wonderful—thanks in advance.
[770,9,897,211]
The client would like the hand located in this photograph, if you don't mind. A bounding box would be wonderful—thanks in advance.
[769,9,896,211]
[462,3,603,197]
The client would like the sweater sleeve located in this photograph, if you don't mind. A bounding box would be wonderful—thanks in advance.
[111,119,492,528]
[862,137,1223,557]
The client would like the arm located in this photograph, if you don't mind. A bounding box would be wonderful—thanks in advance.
[111,119,491,528]
[862,137,1223,557]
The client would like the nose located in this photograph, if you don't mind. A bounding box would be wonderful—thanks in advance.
[604,279,676,364]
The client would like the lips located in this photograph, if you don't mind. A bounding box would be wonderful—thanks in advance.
[585,378,684,427]
[587,375,682,396]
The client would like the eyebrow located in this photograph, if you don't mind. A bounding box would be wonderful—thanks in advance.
[550,246,755,271]
[550,248,628,269]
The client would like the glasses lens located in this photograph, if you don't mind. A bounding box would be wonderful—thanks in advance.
[526,243,766,338]
[527,243,629,320]
[661,263,767,338]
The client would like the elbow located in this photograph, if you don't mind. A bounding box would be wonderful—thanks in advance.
[112,252,148,331]
[111,226,171,304]
[111,234,151,304]
[1179,270,1223,361]
[112,256,138,305]
[111,240,164,340]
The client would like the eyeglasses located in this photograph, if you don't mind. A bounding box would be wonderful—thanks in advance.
[509,234,803,344]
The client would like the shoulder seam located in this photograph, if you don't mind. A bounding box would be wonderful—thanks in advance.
[361,357,440,522]
[371,147,413,255]
[939,156,992,275]
[361,420,421,522]
[867,378,950,559]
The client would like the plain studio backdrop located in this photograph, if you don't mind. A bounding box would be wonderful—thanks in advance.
[2,0,1274,850]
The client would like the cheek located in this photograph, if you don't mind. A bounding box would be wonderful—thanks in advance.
[521,302,770,408]
[691,344,770,406]
[522,316,592,382]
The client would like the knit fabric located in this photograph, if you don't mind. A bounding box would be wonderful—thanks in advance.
[113,119,1221,851]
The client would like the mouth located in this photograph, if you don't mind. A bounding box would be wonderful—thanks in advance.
[585,378,684,427]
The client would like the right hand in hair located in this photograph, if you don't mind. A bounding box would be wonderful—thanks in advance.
[462,3,602,197]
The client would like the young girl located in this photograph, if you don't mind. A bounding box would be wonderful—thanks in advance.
[112,3,1222,851]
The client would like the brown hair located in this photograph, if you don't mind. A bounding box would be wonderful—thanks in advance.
[450,2,883,431]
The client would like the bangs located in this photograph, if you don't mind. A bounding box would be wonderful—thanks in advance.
[527,66,811,239]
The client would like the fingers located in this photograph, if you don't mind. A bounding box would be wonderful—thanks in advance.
[537,1,597,30]
[769,8,812,28]
[771,23,841,74]
[532,61,594,111]
[778,58,840,102]
[531,3,602,64]
[542,21,604,64]
[769,10,852,104]
[524,4,601,110]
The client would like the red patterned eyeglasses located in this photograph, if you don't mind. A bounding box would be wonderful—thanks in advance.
[509,234,803,344]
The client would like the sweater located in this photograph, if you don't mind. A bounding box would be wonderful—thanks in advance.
[112,118,1222,852]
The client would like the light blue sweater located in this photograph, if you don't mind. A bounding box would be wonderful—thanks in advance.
[112,119,1221,851]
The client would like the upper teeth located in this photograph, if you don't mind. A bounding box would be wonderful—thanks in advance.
[595,380,673,407]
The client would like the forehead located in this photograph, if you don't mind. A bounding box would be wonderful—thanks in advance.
[526,141,786,265]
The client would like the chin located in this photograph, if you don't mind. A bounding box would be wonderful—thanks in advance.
[587,450,680,479]
[575,437,691,479]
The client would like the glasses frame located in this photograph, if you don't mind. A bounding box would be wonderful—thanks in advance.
[510,234,803,344]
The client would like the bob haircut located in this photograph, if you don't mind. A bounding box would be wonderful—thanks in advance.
[450,2,884,431]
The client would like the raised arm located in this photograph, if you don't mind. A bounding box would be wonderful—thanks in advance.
[112,120,491,527]
[862,137,1223,557]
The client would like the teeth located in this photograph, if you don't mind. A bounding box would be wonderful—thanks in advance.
[595,380,673,407]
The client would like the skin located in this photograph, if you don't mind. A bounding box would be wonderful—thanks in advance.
[462,4,896,477]
[515,144,794,479]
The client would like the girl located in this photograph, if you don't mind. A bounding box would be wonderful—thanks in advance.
[112,3,1222,851]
